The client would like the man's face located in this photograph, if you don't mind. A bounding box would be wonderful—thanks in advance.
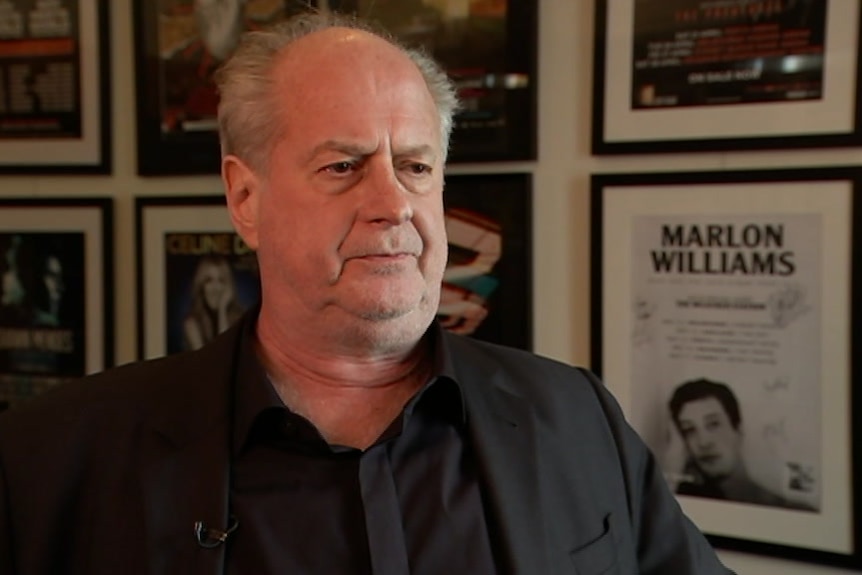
[241,29,447,350]
[676,396,743,481]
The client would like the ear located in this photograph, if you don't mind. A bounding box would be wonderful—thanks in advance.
[222,154,261,250]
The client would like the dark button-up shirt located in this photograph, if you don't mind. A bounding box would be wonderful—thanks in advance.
[225,324,499,574]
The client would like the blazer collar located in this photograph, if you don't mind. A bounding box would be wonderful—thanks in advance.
[139,315,249,575]
[441,331,551,574]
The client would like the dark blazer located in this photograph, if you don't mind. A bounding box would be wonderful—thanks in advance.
[0,316,731,575]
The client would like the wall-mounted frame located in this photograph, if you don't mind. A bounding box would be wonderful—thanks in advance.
[443,172,532,350]
[0,0,111,174]
[133,1,536,175]
[590,168,861,569]
[592,1,862,154]
[135,196,260,359]
[0,198,114,412]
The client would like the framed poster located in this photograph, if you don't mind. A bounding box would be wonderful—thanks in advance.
[0,198,113,412]
[0,0,111,174]
[136,176,532,358]
[135,196,260,359]
[443,172,532,350]
[592,0,862,154]
[590,168,862,568]
[133,0,536,175]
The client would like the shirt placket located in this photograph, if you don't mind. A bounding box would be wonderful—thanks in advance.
[359,442,410,575]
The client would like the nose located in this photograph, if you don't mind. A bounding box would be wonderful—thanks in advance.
[694,433,714,452]
[358,161,413,226]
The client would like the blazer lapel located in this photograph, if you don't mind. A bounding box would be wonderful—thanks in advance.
[447,335,551,575]
[138,326,242,575]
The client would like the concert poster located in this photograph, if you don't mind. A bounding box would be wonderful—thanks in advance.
[595,0,860,153]
[0,0,83,138]
[0,0,109,172]
[0,232,86,410]
[163,232,260,355]
[632,0,827,109]
[629,212,822,513]
[593,170,856,558]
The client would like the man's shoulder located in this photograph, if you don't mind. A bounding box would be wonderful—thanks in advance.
[444,331,586,377]
[0,334,236,437]
[441,331,603,405]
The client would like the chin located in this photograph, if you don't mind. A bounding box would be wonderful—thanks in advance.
[349,306,435,351]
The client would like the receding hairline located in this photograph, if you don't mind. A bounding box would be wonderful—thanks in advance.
[268,25,435,89]
[214,13,460,169]
[257,27,444,160]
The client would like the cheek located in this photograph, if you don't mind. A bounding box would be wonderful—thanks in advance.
[257,200,349,280]
[417,200,448,267]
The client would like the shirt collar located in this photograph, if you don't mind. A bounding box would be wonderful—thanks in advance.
[230,318,467,456]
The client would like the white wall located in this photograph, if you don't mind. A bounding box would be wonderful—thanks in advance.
[0,0,859,573]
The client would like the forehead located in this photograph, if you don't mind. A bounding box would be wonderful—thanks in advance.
[269,28,439,132]
[678,396,730,422]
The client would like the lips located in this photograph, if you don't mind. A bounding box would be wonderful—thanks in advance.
[697,455,720,466]
[347,251,417,261]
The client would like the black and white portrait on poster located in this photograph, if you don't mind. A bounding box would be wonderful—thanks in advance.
[628,213,821,513]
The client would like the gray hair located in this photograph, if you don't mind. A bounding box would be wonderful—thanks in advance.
[213,11,461,171]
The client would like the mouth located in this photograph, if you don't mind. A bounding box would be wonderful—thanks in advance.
[697,455,720,466]
[350,251,417,261]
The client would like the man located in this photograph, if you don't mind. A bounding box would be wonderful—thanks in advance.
[669,378,810,511]
[0,11,733,574]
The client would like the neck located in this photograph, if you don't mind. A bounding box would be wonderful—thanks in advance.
[255,313,433,449]
[709,464,751,496]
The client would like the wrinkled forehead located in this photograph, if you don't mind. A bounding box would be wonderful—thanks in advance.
[271,27,432,103]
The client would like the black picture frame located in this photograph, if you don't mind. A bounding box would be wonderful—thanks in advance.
[0,197,114,411]
[592,1,862,154]
[134,195,250,360]
[0,0,112,174]
[132,1,537,175]
[590,167,862,569]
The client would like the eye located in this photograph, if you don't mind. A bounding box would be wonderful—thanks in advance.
[403,162,432,176]
[322,161,355,174]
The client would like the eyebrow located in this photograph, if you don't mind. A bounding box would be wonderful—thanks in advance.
[393,143,438,161]
[305,140,375,163]
[305,140,438,163]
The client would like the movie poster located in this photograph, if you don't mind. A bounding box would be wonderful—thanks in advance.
[0,0,83,138]
[163,232,260,354]
[0,232,86,410]
[632,0,827,109]
[627,212,822,512]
